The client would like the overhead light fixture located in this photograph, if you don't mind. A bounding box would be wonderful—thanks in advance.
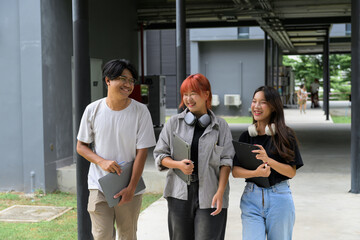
[224,15,238,22]
[291,37,319,41]
[293,43,317,46]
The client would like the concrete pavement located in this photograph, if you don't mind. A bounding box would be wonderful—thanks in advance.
[138,109,360,240]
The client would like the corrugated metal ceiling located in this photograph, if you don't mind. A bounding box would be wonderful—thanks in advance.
[137,0,352,54]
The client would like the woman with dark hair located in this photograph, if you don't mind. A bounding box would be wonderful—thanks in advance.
[297,84,308,114]
[232,86,303,240]
[154,73,235,240]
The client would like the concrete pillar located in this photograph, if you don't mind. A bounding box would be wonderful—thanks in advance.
[351,0,360,193]
[269,38,274,87]
[176,0,186,112]
[264,32,268,86]
[72,0,92,238]
[275,44,279,90]
[323,29,330,120]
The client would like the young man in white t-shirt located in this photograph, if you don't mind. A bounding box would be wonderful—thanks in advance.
[77,59,156,240]
[310,78,320,108]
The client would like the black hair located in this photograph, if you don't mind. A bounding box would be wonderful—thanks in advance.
[252,86,298,163]
[102,59,138,84]
[300,84,305,88]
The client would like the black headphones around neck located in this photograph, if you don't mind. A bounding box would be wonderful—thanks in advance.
[184,111,211,128]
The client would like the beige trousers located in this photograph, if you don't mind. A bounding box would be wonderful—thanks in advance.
[88,189,142,240]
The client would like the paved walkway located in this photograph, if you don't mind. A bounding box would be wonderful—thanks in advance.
[138,109,360,239]
[284,108,333,124]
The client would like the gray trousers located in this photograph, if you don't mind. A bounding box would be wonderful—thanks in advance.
[166,181,227,240]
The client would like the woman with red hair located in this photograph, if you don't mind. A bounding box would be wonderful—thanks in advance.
[154,73,235,240]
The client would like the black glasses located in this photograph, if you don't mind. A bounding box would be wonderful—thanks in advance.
[113,76,138,85]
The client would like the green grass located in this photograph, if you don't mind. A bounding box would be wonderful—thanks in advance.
[0,193,20,200]
[331,116,351,123]
[0,191,77,240]
[141,193,162,211]
[166,115,252,124]
[0,191,162,240]
[221,116,253,124]
[168,115,351,124]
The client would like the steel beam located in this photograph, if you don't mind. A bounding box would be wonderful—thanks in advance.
[275,43,279,90]
[351,0,360,193]
[269,38,274,87]
[264,32,268,86]
[323,28,330,121]
[72,0,92,239]
[283,16,351,25]
[142,20,259,30]
[176,0,186,112]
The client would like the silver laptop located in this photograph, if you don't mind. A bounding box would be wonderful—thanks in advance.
[173,133,191,185]
[99,161,146,208]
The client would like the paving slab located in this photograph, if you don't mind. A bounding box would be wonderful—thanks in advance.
[0,205,72,223]
[285,108,333,124]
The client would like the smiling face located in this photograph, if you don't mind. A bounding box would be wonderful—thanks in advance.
[183,90,209,117]
[179,74,212,112]
[251,91,273,124]
[106,68,134,98]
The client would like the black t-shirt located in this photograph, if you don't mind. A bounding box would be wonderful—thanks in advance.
[191,123,206,176]
[233,131,304,186]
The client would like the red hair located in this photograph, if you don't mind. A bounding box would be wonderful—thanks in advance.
[179,73,212,109]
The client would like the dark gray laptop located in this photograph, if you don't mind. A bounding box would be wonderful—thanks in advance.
[99,161,146,207]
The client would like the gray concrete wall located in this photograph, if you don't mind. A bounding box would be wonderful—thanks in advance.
[0,0,24,191]
[196,40,265,116]
[0,0,45,192]
[145,29,190,108]
[0,0,140,193]
[41,0,73,192]
[190,28,238,41]
[190,27,264,41]
[331,24,347,37]
[89,0,139,69]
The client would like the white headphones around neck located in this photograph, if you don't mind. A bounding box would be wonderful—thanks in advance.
[248,123,276,137]
[184,111,211,128]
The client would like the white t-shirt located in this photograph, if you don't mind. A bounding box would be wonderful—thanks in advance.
[77,98,156,192]
[299,89,307,100]
[311,82,320,93]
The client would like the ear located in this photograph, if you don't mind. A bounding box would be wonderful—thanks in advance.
[203,91,210,99]
[105,77,110,86]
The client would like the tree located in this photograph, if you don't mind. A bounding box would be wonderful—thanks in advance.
[283,54,351,100]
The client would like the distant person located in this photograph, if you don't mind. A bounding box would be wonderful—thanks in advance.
[297,84,307,114]
[153,73,235,240]
[232,86,303,240]
[76,59,156,240]
[310,79,320,108]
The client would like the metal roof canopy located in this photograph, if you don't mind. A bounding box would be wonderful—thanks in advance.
[138,0,351,55]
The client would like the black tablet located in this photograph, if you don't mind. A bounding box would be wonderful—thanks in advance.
[232,140,270,188]
[232,141,262,170]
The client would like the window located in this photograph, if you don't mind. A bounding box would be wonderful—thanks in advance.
[345,24,351,36]
[238,27,249,39]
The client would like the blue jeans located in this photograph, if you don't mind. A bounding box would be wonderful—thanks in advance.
[240,181,295,240]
